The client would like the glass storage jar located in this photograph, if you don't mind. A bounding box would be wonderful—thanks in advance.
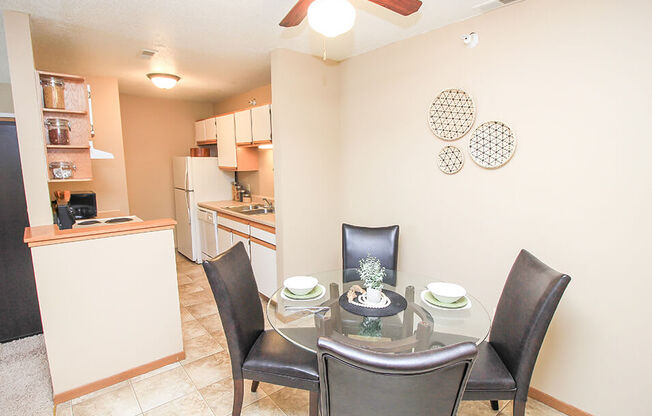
[40,76,66,109]
[45,118,71,145]
[49,161,76,180]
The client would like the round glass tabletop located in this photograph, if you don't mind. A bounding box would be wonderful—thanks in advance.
[267,269,491,354]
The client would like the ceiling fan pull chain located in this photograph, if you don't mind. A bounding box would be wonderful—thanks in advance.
[322,38,327,61]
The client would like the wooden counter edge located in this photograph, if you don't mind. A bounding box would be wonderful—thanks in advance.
[24,218,177,247]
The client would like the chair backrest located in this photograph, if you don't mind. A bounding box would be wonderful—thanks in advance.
[202,242,264,380]
[342,223,399,285]
[489,249,571,401]
[318,337,477,416]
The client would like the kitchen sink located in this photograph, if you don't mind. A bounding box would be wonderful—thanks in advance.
[225,204,263,213]
[241,208,274,215]
[224,205,274,215]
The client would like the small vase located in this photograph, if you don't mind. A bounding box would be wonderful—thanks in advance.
[366,288,382,304]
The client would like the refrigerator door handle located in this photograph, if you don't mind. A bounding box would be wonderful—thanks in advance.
[185,161,189,190]
[185,192,191,225]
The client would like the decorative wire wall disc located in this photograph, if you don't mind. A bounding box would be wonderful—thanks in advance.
[469,121,516,169]
[428,89,476,141]
[438,146,464,174]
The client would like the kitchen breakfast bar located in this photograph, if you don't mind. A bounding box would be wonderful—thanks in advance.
[23,218,184,404]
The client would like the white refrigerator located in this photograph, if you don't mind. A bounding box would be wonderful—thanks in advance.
[173,157,233,263]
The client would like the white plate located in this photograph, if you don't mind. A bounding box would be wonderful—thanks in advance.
[280,284,326,302]
[420,290,473,310]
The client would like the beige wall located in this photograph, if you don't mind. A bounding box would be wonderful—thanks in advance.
[120,94,213,220]
[3,11,51,226]
[272,0,652,413]
[237,148,274,197]
[213,84,274,198]
[49,77,130,215]
[271,49,341,280]
[0,82,13,113]
[212,84,271,115]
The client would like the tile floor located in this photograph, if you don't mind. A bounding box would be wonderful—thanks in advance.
[54,254,565,416]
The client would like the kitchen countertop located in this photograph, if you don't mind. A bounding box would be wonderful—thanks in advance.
[198,200,275,228]
[24,218,177,247]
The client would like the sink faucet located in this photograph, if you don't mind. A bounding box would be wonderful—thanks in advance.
[262,198,273,208]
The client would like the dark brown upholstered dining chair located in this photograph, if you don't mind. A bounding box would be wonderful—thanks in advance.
[342,223,399,285]
[462,249,571,415]
[202,242,319,416]
[318,337,478,416]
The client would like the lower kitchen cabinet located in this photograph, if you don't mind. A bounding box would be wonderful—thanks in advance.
[217,226,233,254]
[215,212,276,296]
[250,238,277,298]
[232,231,251,258]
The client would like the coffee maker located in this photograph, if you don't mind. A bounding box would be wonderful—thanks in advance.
[53,191,76,230]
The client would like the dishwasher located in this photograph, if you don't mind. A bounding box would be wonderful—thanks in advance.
[198,208,218,260]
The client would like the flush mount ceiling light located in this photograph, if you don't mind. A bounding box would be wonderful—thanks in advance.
[307,0,356,38]
[146,73,180,89]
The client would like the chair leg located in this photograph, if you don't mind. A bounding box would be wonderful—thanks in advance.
[251,380,260,392]
[490,400,499,411]
[309,391,319,416]
[232,379,244,416]
[513,400,526,416]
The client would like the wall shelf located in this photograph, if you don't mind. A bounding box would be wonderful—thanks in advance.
[38,69,93,184]
[46,145,90,150]
[37,70,85,81]
[196,139,217,146]
[48,178,93,183]
[43,108,88,115]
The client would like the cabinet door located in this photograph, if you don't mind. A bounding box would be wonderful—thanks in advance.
[217,227,232,254]
[251,240,277,298]
[216,114,237,168]
[234,109,252,144]
[232,233,250,258]
[194,120,205,144]
[204,117,217,141]
[251,104,271,142]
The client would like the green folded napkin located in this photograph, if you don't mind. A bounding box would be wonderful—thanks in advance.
[423,291,468,309]
[283,285,323,300]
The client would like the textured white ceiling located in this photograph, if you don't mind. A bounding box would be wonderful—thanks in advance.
[0,0,510,102]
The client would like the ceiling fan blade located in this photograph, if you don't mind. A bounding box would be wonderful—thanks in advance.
[279,0,316,27]
[367,0,423,16]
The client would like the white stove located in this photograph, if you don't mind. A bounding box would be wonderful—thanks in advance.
[72,215,143,228]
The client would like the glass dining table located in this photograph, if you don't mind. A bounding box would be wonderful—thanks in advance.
[267,269,491,354]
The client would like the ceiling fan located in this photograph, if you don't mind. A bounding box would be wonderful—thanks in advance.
[280,0,423,35]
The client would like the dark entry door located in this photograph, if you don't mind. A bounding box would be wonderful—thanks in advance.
[0,119,43,342]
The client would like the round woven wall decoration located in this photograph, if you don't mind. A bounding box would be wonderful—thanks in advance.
[469,121,516,169]
[437,146,464,174]
[428,89,476,141]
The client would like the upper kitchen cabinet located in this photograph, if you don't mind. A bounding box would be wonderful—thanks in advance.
[205,117,217,142]
[196,117,217,145]
[234,109,252,144]
[217,114,258,171]
[194,120,204,144]
[217,114,236,168]
[251,104,272,144]
[233,104,272,146]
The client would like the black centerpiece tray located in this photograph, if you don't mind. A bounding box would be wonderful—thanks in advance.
[338,289,408,317]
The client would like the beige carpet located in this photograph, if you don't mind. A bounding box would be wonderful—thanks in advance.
[0,335,54,415]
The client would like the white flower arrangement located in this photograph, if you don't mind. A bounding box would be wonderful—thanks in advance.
[358,254,385,290]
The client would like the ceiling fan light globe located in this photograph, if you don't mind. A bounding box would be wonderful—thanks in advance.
[307,0,356,38]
